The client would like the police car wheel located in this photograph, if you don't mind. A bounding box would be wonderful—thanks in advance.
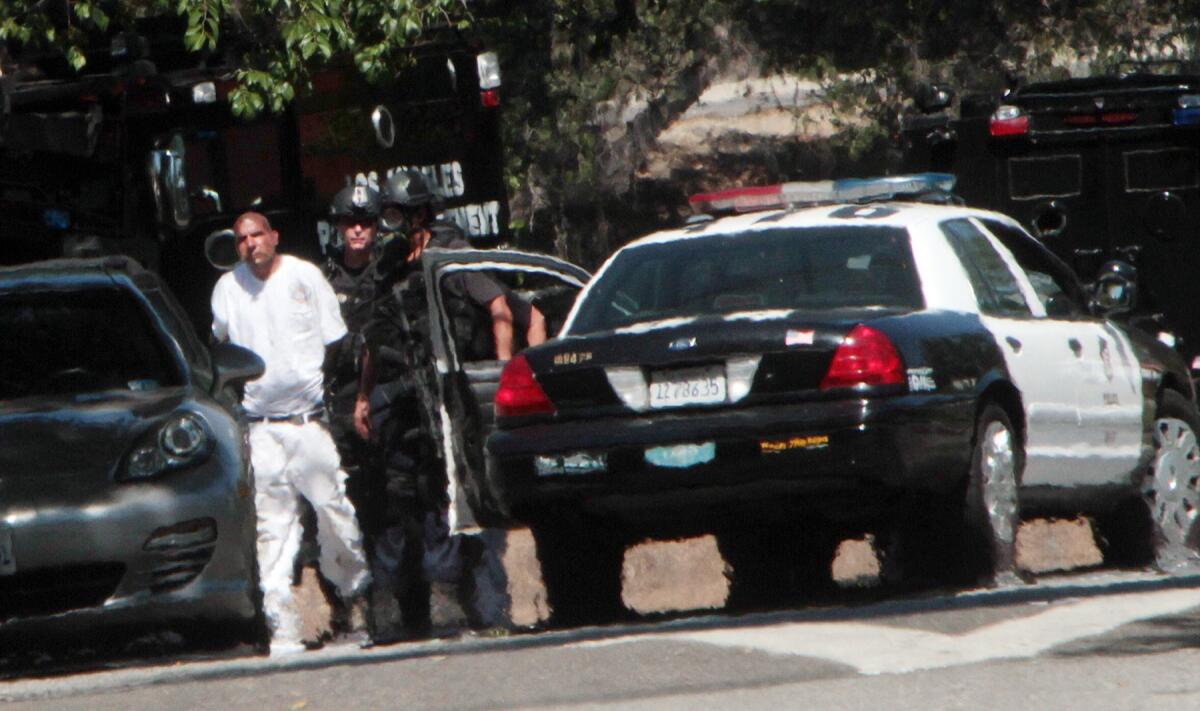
[1145,390,1200,568]
[530,514,630,628]
[963,403,1022,586]
[877,496,964,591]
[716,521,841,610]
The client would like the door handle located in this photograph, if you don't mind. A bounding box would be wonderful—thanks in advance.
[1005,336,1022,353]
[1068,338,1082,357]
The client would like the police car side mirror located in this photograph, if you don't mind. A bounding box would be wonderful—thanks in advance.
[1090,260,1137,317]
[212,342,264,394]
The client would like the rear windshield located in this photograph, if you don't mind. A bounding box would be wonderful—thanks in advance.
[0,287,183,400]
[568,225,923,334]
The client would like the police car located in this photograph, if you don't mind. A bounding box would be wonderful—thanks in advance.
[483,174,1200,622]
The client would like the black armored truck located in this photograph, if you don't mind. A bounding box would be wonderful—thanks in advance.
[902,61,1200,372]
[0,16,510,331]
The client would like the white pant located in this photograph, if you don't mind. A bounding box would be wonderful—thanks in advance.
[248,420,370,645]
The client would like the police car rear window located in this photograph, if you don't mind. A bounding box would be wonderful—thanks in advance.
[569,226,923,334]
[0,288,183,400]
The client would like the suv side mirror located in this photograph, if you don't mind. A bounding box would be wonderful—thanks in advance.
[212,342,264,394]
[1091,259,1137,316]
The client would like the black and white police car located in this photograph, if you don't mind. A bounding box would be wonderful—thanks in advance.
[484,174,1200,621]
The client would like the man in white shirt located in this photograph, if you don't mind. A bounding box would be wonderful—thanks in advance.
[212,211,370,655]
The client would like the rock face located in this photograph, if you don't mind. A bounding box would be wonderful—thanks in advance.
[526,67,895,269]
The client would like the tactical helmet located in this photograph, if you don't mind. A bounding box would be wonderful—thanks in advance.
[380,169,438,208]
[330,184,381,219]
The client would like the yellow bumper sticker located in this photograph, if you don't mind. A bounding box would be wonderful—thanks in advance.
[760,434,830,453]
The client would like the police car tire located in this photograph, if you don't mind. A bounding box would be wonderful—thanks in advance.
[717,522,841,610]
[1146,390,1200,564]
[877,496,967,591]
[962,403,1022,586]
[530,515,629,627]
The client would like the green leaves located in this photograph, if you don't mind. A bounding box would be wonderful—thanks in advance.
[0,0,460,102]
[181,0,225,52]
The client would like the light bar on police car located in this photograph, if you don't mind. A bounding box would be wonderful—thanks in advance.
[687,173,956,214]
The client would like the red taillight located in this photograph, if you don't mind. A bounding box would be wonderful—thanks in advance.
[1100,111,1137,124]
[989,105,1029,137]
[989,114,1029,137]
[480,88,501,108]
[820,324,905,390]
[495,354,555,417]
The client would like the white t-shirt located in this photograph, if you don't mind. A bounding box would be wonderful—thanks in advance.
[211,255,348,417]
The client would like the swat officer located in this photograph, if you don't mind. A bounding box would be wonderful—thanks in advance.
[324,184,430,642]
[380,169,546,358]
[365,169,545,630]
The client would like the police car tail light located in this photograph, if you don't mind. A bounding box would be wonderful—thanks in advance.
[118,413,213,482]
[989,105,1029,137]
[495,354,556,418]
[820,324,905,390]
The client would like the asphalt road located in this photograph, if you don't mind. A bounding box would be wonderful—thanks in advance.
[3,566,1200,710]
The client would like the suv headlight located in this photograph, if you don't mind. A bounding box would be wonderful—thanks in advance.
[119,413,213,482]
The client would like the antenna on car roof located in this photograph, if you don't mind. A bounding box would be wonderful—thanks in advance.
[687,173,959,216]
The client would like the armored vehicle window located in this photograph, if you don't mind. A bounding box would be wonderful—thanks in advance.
[979,219,1089,318]
[1008,155,1082,200]
[941,219,1032,318]
[0,288,182,400]
[1124,148,1200,192]
[569,226,923,335]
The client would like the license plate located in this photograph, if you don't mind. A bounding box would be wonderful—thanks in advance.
[649,366,726,408]
[0,526,13,576]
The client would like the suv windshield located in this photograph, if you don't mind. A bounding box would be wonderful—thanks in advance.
[568,225,923,334]
[0,288,182,400]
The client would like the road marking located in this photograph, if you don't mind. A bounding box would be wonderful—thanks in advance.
[579,587,1200,675]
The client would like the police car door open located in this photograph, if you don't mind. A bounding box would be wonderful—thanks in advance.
[421,249,589,531]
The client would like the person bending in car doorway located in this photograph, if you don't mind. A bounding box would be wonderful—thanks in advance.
[361,168,545,631]
[211,211,370,656]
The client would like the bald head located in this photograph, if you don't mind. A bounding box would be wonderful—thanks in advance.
[233,211,280,279]
[235,211,272,233]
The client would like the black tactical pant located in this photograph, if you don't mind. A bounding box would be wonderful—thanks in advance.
[331,392,431,640]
